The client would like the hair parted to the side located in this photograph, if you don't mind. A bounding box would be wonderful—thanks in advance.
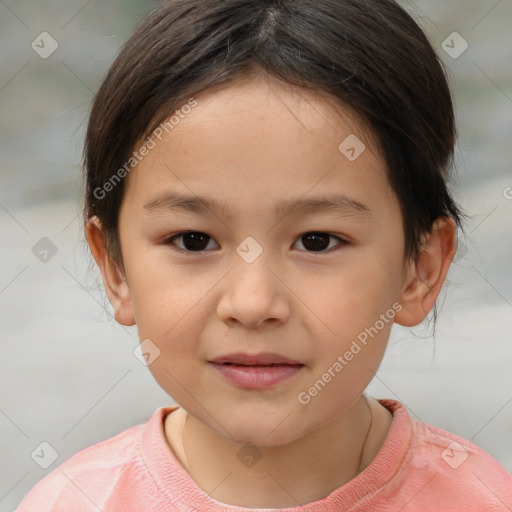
[83,0,465,278]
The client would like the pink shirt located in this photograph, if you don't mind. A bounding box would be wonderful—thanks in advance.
[17,400,512,511]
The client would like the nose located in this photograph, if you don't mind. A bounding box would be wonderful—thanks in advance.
[216,251,291,330]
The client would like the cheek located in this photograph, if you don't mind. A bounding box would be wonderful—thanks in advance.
[126,254,214,340]
[310,259,399,342]
[145,335,205,408]
[295,327,390,435]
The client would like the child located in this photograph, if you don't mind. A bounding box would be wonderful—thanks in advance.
[17,0,512,510]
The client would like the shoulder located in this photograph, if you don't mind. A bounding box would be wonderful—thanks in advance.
[407,412,512,509]
[372,400,512,511]
[16,408,170,512]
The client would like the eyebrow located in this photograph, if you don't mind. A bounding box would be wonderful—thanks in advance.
[143,192,371,220]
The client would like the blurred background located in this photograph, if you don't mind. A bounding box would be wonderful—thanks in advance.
[1,0,511,509]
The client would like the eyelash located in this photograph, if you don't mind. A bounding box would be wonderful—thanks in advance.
[163,231,349,255]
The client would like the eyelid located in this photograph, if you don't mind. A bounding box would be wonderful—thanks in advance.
[163,231,350,255]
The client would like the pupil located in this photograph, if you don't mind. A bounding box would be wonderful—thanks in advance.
[183,232,209,251]
[303,232,329,252]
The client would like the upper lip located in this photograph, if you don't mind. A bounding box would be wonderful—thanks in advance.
[209,352,303,366]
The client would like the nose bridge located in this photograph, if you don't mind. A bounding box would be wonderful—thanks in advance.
[231,236,276,294]
[216,237,290,327]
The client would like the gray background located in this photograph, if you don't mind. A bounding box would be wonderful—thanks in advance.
[1,0,511,509]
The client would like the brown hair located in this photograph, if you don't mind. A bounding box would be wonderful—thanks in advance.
[83,0,464,276]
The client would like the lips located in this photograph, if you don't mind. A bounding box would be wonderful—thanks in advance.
[209,352,303,366]
[208,353,304,389]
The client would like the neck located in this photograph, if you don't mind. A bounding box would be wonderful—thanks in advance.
[173,395,385,508]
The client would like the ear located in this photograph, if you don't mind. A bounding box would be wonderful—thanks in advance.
[85,216,136,326]
[394,217,457,327]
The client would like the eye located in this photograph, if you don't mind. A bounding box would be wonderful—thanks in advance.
[293,232,348,253]
[164,231,218,252]
[164,231,348,254]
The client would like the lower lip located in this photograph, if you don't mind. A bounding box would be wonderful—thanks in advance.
[209,362,303,389]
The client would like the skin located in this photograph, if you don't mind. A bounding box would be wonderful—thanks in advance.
[86,70,457,508]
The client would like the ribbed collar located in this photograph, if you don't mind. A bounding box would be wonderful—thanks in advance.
[140,399,413,511]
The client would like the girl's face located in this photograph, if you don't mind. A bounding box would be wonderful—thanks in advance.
[115,72,411,446]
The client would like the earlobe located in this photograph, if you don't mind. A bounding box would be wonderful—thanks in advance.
[394,217,457,327]
[85,217,136,326]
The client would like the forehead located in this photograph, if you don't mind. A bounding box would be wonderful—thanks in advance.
[167,72,377,149]
[121,72,392,216]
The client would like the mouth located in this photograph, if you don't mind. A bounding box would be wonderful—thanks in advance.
[208,353,304,389]
[209,352,303,366]
[217,362,302,367]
